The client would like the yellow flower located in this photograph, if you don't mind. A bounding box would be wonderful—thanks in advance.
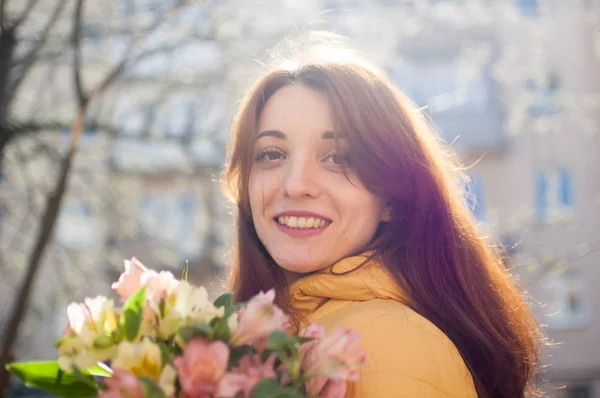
[111,338,163,381]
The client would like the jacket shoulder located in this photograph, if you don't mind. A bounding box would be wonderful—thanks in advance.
[318,299,477,398]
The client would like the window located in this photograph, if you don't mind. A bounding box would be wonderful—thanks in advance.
[136,193,202,256]
[536,168,574,223]
[518,0,538,17]
[527,74,560,117]
[161,99,195,137]
[61,128,97,150]
[389,54,503,151]
[54,199,95,249]
[120,104,155,136]
[540,271,590,330]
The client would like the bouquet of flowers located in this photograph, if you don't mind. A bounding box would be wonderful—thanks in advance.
[7,258,366,398]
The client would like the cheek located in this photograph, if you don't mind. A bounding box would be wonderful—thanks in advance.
[248,171,277,215]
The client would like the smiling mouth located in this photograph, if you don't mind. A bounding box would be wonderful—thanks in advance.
[275,216,331,229]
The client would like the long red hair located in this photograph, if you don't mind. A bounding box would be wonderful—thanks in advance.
[222,42,542,397]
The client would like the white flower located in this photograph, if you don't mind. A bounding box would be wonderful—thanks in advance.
[158,364,177,397]
[112,338,163,381]
[57,336,117,372]
[67,296,118,346]
[157,281,224,339]
[227,312,239,332]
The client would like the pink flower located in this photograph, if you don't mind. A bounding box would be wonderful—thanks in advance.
[173,338,231,397]
[99,369,144,398]
[141,270,178,302]
[111,258,147,300]
[229,290,288,347]
[216,373,248,398]
[302,328,366,381]
[229,354,277,398]
[301,323,326,339]
[320,379,347,398]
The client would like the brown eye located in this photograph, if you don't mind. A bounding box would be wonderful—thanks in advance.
[255,148,285,162]
[324,153,349,166]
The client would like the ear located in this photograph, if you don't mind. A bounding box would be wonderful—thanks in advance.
[380,205,392,222]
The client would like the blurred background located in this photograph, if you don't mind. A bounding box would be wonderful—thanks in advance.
[0,0,598,396]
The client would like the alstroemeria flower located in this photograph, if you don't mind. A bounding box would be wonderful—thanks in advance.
[57,336,113,372]
[66,296,118,346]
[173,338,232,397]
[229,290,288,347]
[57,296,119,371]
[111,258,147,300]
[229,354,277,398]
[112,257,179,303]
[111,338,163,381]
[99,369,144,398]
[305,376,347,398]
[158,364,177,398]
[158,281,224,339]
[302,328,366,381]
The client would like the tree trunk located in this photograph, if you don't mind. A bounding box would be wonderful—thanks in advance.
[0,26,17,173]
[0,106,87,398]
[0,27,16,120]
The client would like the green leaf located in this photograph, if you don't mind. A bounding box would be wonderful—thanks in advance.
[158,341,172,366]
[71,367,100,390]
[251,378,304,398]
[92,334,114,349]
[182,261,189,281]
[85,363,112,377]
[6,361,98,398]
[54,336,68,348]
[120,286,147,341]
[210,316,232,341]
[228,345,256,368]
[177,322,214,343]
[214,292,233,309]
[224,301,245,320]
[139,376,166,398]
[159,298,166,318]
[266,330,299,351]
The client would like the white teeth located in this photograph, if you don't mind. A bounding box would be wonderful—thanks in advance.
[276,216,330,229]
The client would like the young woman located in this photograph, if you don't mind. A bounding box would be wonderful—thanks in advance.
[222,39,543,397]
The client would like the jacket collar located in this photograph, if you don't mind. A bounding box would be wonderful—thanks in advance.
[287,252,411,322]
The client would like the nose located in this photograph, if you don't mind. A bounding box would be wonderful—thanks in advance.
[281,156,321,199]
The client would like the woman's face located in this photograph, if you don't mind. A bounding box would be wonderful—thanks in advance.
[248,83,389,280]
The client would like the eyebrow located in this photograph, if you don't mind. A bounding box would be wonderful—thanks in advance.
[255,130,346,140]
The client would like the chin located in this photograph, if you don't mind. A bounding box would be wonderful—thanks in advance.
[271,252,329,275]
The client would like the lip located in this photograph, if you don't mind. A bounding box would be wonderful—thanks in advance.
[273,210,332,238]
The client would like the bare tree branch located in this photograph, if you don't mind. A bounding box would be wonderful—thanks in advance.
[88,2,183,101]
[72,0,87,107]
[11,0,41,30]
[5,142,47,250]
[0,0,5,33]
[5,0,68,102]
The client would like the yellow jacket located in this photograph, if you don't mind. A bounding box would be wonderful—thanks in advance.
[288,254,477,397]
